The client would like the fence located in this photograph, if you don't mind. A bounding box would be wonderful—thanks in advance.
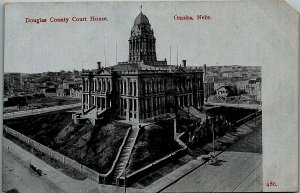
[235,110,262,126]
[3,125,131,184]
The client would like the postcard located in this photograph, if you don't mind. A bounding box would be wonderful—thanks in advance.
[2,0,299,192]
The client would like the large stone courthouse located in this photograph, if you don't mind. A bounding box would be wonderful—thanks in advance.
[78,11,204,124]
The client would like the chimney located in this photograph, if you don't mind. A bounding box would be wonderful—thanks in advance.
[97,62,101,69]
[204,64,207,76]
[182,60,186,68]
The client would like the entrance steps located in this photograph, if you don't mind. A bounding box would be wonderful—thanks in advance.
[112,124,139,182]
[182,106,207,120]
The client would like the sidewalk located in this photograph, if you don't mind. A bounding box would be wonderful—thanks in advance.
[3,103,81,120]
[144,151,221,193]
[144,116,262,192]
[162,151,262,192]
[3,138,141,193]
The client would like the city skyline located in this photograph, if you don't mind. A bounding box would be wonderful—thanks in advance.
[4,64,262,74]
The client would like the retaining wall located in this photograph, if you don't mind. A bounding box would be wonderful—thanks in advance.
[235,110,262,126]
[3,125,100,183]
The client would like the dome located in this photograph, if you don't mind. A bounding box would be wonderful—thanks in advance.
[134,12,150,26]
[130,11,154,39]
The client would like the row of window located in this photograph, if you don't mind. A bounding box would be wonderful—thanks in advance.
[119,98,138,117]
[83,78,111,93]
[83,77,203,96]
[83,95,110,109]
[117,79,138,96]
[141,78,202,95]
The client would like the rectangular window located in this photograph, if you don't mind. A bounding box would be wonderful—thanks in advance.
[134,99,137,111]
[134,81,137,96]
[124,81,127,95]
[124,98,127,109]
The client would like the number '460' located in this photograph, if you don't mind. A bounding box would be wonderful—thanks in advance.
[266,181,278,187]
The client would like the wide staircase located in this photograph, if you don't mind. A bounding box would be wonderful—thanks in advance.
[112,124,139,184]
[207,95,225,103]
[181,106,206,120]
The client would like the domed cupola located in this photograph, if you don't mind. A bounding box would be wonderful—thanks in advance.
[130,12,154,39]
[129,9,157,63]
[134,12,150,26]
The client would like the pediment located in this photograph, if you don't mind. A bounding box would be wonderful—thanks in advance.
[173,67,187,73]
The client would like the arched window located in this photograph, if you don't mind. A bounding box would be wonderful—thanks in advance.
[107,79,111,92]
[142,81,146,95]
[129,81,132,95]
[103,79,106,92]
[134,81,137,96]
[99,78,102,91]
[147,81,150,94]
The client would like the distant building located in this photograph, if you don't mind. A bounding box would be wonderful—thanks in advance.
[246,78,261,102]
[57,81,82,98]
[5,73,26,93]
[203,65,215,101]
[216,85,237,97]
[220,71,233,78]
[70,87,82,98]
[204,80,214,101]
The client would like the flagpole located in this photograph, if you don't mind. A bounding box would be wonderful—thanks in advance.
[170,44,171,65]
[176,44,178,67]
[116,43,118,65]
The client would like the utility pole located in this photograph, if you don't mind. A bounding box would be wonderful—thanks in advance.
[116,43,118,65]
[124,159,130,193]
[212,123,215,156]
[124,167,126,193]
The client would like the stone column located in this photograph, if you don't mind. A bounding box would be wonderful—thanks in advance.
[95,96,97,109]
[82,94,85,115]
[126,98,130,121]
[122,80,124,95]
[126,79,129,96]
[123,80,125,95]
[136,99,140,123]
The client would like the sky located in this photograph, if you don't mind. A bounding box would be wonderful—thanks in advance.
[4,0,299,73]
[286,0,300,12]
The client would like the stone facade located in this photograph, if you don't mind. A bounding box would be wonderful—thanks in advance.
[80,11,204,123]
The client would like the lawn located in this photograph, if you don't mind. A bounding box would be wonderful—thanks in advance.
[128,120,181,173]
[3,111,73,146]
[4,111,130,174]
[55,121,129,173]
